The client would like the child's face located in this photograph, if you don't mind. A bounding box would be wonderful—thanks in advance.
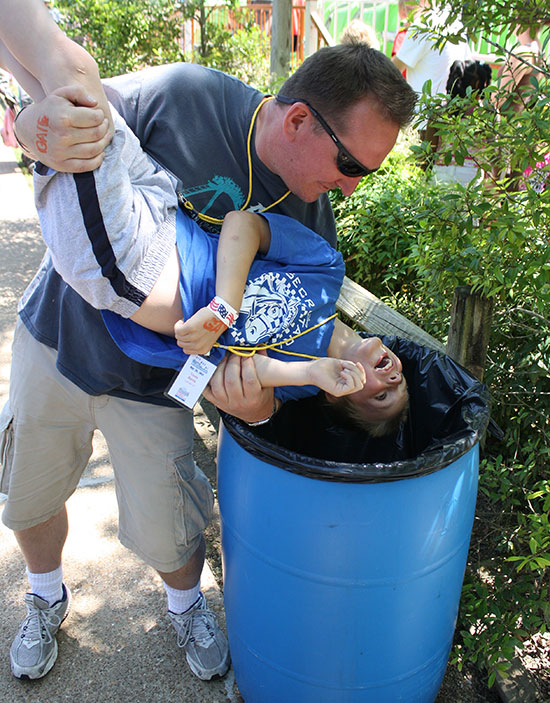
[346,337,408,422]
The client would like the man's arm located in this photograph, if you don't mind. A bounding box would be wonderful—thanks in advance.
[203,354,276,424]
[0,0,112,170]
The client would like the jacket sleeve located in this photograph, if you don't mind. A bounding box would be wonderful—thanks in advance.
[33,107,177,317]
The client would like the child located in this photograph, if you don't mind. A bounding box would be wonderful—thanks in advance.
[1,27,408,435]
[35,106,407,431]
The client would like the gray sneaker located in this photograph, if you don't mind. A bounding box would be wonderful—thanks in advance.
[10,584,71,679]
[168,592,230,680]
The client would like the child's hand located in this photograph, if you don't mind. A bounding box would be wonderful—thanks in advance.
[174,306,228,356]
[308,358,366,397]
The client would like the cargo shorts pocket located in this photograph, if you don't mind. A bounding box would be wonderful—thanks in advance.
[0,401,14,495]
[174,453,214,547]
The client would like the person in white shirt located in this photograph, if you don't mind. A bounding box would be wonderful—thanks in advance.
[392,0,471,134]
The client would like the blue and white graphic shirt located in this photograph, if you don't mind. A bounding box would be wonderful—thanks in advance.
[102,211,344,403]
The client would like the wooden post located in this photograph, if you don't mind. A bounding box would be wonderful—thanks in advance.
[304,0,318,57]
[446,286,493,381]
[271,0,292,77]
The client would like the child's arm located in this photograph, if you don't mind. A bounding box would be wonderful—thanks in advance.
[175,211,271,355]
[251,354,366,397]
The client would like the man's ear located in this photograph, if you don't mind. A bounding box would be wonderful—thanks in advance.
[281,103,311,143]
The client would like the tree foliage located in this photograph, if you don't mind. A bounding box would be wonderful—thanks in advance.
[55,0,183,76]
[180,0,272,91]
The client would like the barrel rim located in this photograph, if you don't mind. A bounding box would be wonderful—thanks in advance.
[220,413,480,483]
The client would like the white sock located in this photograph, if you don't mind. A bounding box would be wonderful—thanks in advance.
[26,565,64,606]
[164,581,201,615]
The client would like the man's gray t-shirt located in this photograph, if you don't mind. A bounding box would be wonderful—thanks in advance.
[20,63,337,403]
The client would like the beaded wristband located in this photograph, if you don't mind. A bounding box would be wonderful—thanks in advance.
[208,296,238,328]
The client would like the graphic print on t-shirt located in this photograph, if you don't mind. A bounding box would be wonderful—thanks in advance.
[230,272,315,348]
[181,176,245,212]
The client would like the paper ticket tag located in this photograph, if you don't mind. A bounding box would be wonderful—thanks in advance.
[165,354,217,409]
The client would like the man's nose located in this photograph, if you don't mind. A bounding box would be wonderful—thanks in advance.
[337,176,363,197]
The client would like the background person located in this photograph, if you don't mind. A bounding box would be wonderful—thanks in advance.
[340,19,380,50]
[431,58,492,186]
[391,0,418,78]
[494,23,549,113]
[392,0,471,157]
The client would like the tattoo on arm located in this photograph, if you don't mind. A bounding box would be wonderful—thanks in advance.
[35,115,49,153]
[203,317,227,333]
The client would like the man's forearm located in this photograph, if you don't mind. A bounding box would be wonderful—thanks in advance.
[0,39,45,100]
[0,0,112,127]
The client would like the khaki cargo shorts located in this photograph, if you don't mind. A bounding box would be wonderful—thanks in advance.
[0,322,214,572]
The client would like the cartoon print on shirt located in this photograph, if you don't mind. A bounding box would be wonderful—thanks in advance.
[230,272,315,347]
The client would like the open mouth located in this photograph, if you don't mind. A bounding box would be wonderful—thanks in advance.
[375,353,393,370]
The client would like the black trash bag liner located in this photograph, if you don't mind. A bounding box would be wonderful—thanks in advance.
[221,336,491,483]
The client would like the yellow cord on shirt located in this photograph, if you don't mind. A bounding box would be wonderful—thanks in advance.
[213,313,338,360]
[180,96,291,225]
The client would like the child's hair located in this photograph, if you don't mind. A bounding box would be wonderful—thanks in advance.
[330,390,409,438]
[446,60,492,98]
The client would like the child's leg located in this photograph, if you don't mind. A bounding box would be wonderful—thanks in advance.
[34,109,178,320]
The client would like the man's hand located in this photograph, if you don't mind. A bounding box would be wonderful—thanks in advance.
[174,307,227,356]
[15,85,111,172]
[203,353,275,423]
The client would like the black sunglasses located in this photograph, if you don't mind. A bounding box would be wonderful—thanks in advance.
[276,94,378,178]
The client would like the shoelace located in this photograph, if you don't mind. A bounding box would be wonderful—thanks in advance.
[20,604,62,644]
[174,606,217,648]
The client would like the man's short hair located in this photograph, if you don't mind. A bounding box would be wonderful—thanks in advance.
[280,43,417,131]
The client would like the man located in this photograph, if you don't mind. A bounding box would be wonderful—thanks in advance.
[1,0,416,683]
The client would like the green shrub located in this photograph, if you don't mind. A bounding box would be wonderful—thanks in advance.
[332,118,549,683]
[56,0,183,77]
[186,19,272,92]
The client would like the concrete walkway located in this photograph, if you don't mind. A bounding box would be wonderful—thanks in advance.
[0,141,241,703]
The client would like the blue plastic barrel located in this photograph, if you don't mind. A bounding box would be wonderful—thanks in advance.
[217,338,490,703]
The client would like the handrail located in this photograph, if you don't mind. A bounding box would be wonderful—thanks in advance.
[336,276,444,352]
[310,9,335,47]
